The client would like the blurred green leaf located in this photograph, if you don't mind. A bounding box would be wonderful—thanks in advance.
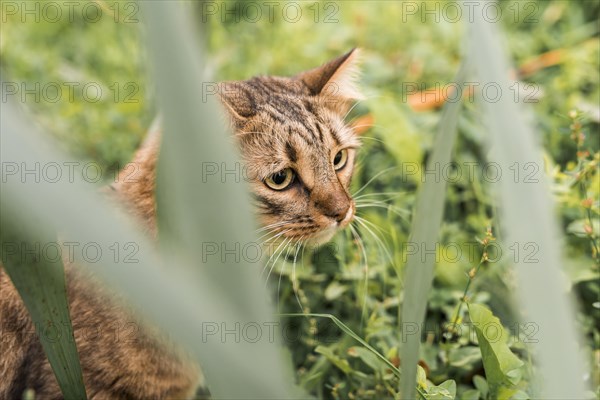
[567,219,599,238]
[473,375,489,398]
[417,364,428,390]
[448,346,482,368]
[325,281,349,301]
[399,60,467,399]
[348,346,386,373]
[141,3,296,398]
[468,7,589,398]
[425,379,456,400]
[0,225,87,399]
[468,303,524,392]
[316,345,352,374]
[461,389,481,400]
[507,389,530,400]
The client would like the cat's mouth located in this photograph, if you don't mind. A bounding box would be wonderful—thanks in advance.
[306,202,355,246]
[338,203,355,229]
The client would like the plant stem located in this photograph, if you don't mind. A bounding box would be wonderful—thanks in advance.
[446,228,495,339]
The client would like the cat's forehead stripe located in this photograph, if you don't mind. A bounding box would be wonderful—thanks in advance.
[273,106,319,143]
[326,124,341,146]
[285,137,297,163]
[314,123,324,142]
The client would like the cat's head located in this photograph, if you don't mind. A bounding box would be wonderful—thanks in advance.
[219,49,363,245]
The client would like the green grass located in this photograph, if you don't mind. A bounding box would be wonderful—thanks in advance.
[1,1,599,398]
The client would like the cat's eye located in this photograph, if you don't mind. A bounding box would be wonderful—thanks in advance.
[333,149,348,170]
[265,168,295,190]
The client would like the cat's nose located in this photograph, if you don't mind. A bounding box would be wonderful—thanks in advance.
[329,204,352,223]
[314,193,352,223]
[327,208,348,223]
[339,204,354,224]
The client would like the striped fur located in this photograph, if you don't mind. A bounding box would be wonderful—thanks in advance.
[221,49,363,244]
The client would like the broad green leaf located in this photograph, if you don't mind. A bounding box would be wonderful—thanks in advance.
[473,375,489,398]
[299,355,331,391]
[315,345,352,374]
[416,365,428,390]
[508,389,530,400]
[496,386,521,400]
[0,224,87,399]
[469,6,589,398]
[468,304,523,392]
[426,379,456,400]
[348,346,386,373]
[566,219,600,238]
[461,389,481,400]
[564,257,600,285]
[399,60,468,399]
[140,3,296,398]
[325,281,349,301]
[448,346,482,368]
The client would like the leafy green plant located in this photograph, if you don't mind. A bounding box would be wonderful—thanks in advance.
[1,1,598,399]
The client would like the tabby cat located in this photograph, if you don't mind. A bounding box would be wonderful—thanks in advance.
[0,49,363,399]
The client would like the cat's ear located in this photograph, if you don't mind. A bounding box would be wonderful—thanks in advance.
[296,48,364,102]
[217,81,257,126]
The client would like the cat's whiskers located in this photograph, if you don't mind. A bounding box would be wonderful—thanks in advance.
[355,201,410,222]
[355,200,407,211]
[351,166,398,197]
[353,191,407,201]
[353,214,389,236]
[291,235,307,312]
[254,220,291,234]
[354,192,410,217]
[258,229,294,273]
[255,226,291,245]
[352,216,397,323]
[277,235,306,312]
[340,92,377,123]
[255,220,289,231]
[349,223,369,326]
[355,198,408,210]
[352,132,384,142]
[341,98,364,122]
[276,240,297,310]
[354,216,394,267]
[262,236,292,282]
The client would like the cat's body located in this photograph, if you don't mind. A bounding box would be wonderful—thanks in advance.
[0,264,200,400]
[0,49,362,399]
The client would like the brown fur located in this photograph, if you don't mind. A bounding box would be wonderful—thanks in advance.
[0,49,362,399]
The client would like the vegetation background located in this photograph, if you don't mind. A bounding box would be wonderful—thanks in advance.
[1,0,599,398]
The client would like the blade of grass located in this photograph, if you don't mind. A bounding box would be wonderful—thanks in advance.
[398,62,467,399]
[0,221,87,399]
[1,98,295,399]
[281,313,427,399]
[141,3,294,398]
[282,313,401,376]
[468,9,588,398]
